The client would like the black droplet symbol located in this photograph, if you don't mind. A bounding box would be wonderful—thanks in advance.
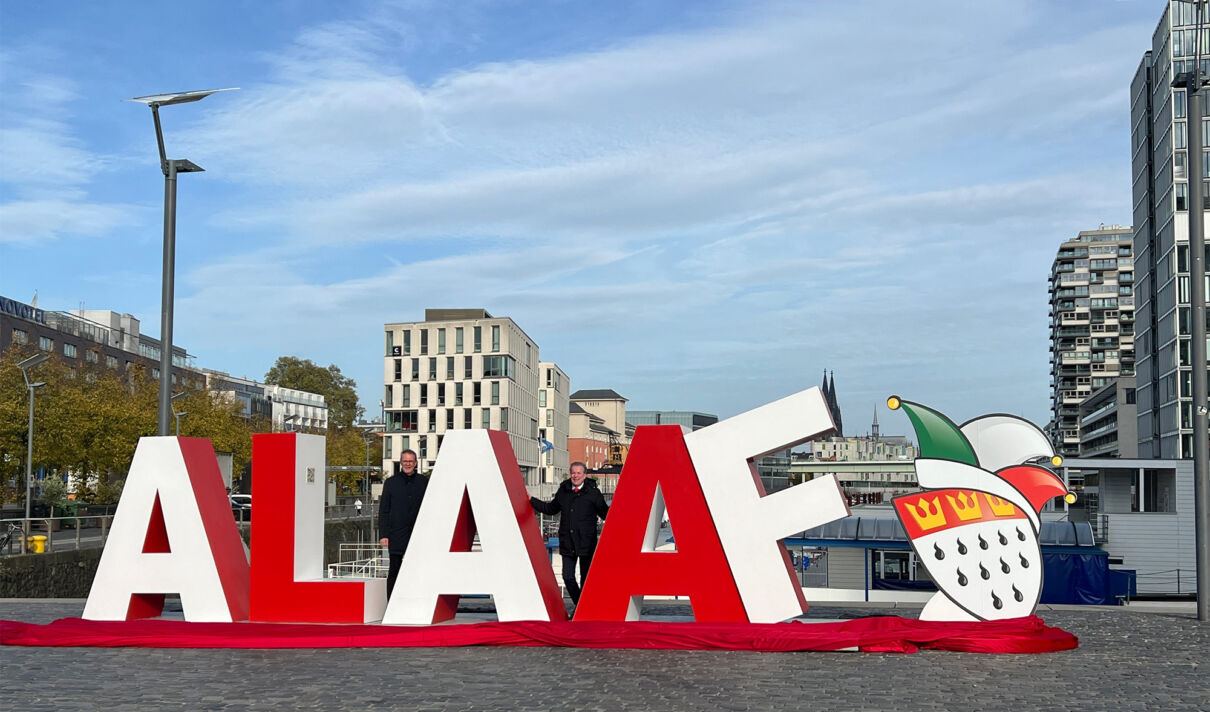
[957,569,968,586]
[1012,585,1024,602]
[957,538,968,555]
[992,592,1003,610]
[979,562,991,580]
[933,543,945,560]
[978,534,989,550]
[1019,554,1030,569]
[1000,557,1011,574]
[1016,527,1027,541]
[998,530,1008,545]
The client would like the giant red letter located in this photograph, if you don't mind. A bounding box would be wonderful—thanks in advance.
[574,425,747,622]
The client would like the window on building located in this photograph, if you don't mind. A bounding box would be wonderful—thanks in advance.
[437,328,446,354]
[546,410,553,427]
[1131,469,1177,513]
[411,358,420,380]
[419,436,427,462]
[63,343,77,358]
[386,330,394,355]
[546,368,553,387]
[455,382,463,406]
[428,409,437,431]
[39,336,53,352]
[464,408,472,429]
[394,358,402,381]
[447,409,455,429]
[402,435,410,452]
[419,385,428,406]
[491,325,501,352]
[446,356,454,380]
[482,408,491,429]
[152,367,160,379]
[473,382,482,405]
[11,329,27,345]
[385,385,394,408]
[500,407,509,432]
[385,436,393,459]
[85,349,98,363]
[455,327,464,353]
[530,418,537,439]
[403,384,411,407]
[437,383,446,406]
[402,330,411,355]
[464,356,473,379]
[491,381,500,405]
[482,355,516,379]
[429,357,437,380]
[106,355,118,368]
[474,326,482,352]
[539,390,547,408]
[525,342,531,367]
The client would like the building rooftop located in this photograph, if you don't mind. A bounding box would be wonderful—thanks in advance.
[571,389,627,401]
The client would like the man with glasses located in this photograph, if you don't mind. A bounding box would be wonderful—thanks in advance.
[378,449,428,598]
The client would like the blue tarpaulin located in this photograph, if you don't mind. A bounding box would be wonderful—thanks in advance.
[1040,551,1110,605]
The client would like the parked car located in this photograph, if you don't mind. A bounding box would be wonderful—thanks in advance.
[230,494,251,522]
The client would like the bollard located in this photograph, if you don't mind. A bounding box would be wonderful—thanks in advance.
[29,534,47,554]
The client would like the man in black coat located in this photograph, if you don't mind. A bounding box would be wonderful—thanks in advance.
[530,461,609,605]
[378,449,427,598]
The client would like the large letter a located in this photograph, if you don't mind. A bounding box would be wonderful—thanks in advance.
[574,425,747,622]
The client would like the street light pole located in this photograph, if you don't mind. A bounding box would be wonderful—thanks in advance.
[17,353,48,553]
[129,88,236,436]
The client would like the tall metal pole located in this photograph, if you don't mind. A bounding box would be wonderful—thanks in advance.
[24,383,35,550]
[158,158,178,436]
[1189,0,1210,622]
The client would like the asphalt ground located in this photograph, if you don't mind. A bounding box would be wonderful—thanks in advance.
[1,599,1207,712]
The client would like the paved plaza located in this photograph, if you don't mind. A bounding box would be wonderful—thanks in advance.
[1,599,1207,711]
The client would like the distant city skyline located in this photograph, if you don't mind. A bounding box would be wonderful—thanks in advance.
[0,1,1161,428]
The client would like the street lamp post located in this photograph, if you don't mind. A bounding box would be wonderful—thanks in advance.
[171,391,188,435]
[128,88,236,436]
[17,353,49,553]
[1175,0,1210,622]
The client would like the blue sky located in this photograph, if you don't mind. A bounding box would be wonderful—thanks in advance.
[0,0,1162,431]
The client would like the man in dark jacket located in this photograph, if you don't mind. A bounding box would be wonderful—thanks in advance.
[530,461,609,605]
[378,449,427,598]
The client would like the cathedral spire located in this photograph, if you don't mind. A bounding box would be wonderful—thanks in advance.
[828,370,843,437]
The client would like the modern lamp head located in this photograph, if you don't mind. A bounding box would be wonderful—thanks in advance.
[17,353,50,372]
[128,88,238,108]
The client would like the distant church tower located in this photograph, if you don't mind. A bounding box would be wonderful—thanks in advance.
[821,369,843,437]
[871,405,880,440]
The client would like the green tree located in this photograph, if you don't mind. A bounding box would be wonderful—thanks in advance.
[264,357,363,429]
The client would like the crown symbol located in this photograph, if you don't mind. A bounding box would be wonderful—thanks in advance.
[984,494,1017,517]
[946,492,984,521]
[904,495,947,531]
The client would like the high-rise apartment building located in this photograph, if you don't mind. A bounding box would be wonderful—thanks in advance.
[382,309,544,481]
[1047,226,1136,456]
[1131,2,1210,458]
[537,362,570,484]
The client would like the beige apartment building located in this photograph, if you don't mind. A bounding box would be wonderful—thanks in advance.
[537,362,570,484]
[382,309,543,482]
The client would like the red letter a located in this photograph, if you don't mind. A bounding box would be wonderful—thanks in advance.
[574,425,747,622]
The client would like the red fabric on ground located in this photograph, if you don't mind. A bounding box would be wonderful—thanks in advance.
[0,615,1077,654]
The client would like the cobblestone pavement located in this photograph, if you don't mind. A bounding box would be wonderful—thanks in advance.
[2,599,1207,712]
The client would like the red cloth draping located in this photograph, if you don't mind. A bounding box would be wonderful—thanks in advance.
[0,615,1076,654]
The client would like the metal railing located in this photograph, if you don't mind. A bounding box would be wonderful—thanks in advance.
[327,543,387,579]
[0,515,115,556]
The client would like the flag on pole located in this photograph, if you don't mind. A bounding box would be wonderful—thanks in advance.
[539,439,554,453]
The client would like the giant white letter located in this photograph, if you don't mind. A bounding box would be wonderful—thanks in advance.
[683,387,850,622]
[383,429,565,624]
[83,437,250,622]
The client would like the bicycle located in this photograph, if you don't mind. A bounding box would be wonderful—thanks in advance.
[0,522,22,553]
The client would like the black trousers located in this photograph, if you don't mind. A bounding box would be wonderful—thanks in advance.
[561,553,593,603]
[387,553,403,598]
